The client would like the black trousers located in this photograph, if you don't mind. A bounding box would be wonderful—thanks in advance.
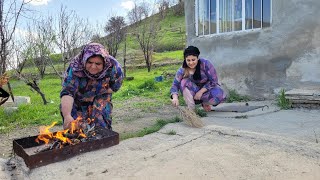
[0,87,9,98]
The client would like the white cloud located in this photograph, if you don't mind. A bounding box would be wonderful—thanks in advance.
[121,1,135,10]
[26,0,51,6]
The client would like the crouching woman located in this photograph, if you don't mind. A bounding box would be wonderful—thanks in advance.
[170,46,226,112]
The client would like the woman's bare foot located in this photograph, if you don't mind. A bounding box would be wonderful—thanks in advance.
[202,103,211,112]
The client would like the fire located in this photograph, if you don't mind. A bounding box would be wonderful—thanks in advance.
[35,116,93,148]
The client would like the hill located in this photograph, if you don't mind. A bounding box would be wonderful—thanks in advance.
[101,8,186,67]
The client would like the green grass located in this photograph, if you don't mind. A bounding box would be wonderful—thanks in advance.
[115,9,185,65]
[226,89,250,103]
[124,10,186,53]
[120,117,181,140]
[153,50,183,63]
[195,107,207,117]
[277,89,292,110]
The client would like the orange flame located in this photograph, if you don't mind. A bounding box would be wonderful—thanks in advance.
[35,122,57,144]
[35,117,89,147]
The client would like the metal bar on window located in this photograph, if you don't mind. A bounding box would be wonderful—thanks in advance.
[208,0,211,34]
[251,0,253,29]
[270,0,272,24]
[194,0,199,36]
[232,0,234,31]
[217,0,219,33]
[242,0,245,30]
[203,0,205,35]
[260,0,262,28]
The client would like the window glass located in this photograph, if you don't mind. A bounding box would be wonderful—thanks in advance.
[234,0,242,31]
[262,0,271,27]
[198,0,206,35]
[245,0,253,30]
[210,0,217,34]
[196,0,271,35]
[204,0,210,35]
[253,0,261,28]
[219,0,233,33]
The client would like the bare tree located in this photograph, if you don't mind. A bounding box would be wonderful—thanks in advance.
[0,0,30,76]
[55,5,93,74]
[104,16,126,58]
[30,16,55,78]
[173,0,184,16]
[128,3,150,25]
[128,2,158,72]
[9,37,49,105]
[157,0,170,19]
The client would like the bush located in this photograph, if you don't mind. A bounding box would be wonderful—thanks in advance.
[138,80,157,91]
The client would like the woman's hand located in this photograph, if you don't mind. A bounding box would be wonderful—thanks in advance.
[172,98,179,107]
[107,88,113,94]
[194,91,203,100]
[194,88,207,100]
[171,94,179,107]
[63,115,75,130]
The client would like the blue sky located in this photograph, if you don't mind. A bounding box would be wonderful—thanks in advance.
[15,0,177,38]
[27,0,139,24]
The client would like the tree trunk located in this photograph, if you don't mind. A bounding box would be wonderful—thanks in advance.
[26,80,48,105]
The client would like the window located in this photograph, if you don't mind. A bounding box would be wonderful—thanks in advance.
[196,0,271,36]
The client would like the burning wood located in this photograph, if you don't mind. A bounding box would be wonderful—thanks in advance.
[34,117,101,153]
[13,122,119,169]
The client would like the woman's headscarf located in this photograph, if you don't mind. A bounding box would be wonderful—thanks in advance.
[69,42,112,79]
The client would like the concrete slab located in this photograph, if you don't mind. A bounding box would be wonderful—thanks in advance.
[207,101,280,118]
[203,101,320,143]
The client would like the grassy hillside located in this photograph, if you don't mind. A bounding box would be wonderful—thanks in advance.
[115,9,186,66]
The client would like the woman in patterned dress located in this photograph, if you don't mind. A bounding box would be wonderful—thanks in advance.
[170,46,226,112]
[60,42,123,130]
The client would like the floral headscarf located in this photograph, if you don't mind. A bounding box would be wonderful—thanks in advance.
[70,42,111,79]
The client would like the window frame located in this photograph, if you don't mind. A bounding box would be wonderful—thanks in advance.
[195,0,272,36]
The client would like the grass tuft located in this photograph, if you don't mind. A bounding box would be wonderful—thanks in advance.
[226,89,250,103]
[277,89,292,110]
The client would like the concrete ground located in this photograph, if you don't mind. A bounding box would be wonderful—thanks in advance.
[1,101,320,180]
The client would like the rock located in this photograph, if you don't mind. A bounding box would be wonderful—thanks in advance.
[13,96,31,106]
[4,107,18,114]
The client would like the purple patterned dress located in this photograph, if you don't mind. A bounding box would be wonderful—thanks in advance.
[170,58,226,106]
[60,43,123,129]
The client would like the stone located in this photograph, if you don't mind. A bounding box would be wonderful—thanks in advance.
[4,107,18,114]
[13,96,31,106]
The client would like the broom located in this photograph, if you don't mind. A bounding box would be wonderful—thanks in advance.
[177,106,204,128]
